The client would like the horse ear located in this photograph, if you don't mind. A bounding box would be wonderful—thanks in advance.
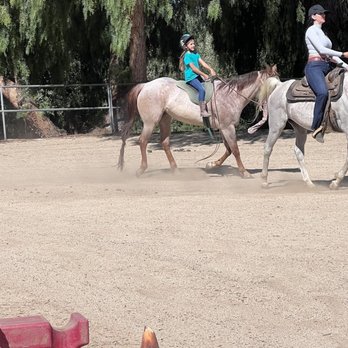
[264,64,275,75]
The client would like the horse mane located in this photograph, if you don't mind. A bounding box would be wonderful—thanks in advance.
[216,70,260,93]
[217,68,274,94]
[257,76,282,105]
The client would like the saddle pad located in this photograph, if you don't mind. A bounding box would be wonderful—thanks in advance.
[176,80,214,105]
[286,68,345,103]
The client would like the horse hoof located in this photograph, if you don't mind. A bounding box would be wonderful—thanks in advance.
[206,162,217,169]
[241,171,252,179]
[329,181,339,190]
[306,181,315,189]
[136,168,145,177]
[261,182,269,189]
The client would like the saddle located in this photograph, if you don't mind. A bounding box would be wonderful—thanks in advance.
[176,80,214,105]
[286,67,345,103]
[286,67,345,133]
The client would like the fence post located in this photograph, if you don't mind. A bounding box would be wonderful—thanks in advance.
[107,84,115,134]
[0,86,7,141]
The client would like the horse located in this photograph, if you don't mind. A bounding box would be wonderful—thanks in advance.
[117,65,278,177]
[257,70,348,189]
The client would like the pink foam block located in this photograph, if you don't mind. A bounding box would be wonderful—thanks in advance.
[0,312,89,348]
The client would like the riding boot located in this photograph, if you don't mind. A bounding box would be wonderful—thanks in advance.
[312,96,331,143]
[199,101,212,131]
[199,101,211,118]
[312,125,324,143]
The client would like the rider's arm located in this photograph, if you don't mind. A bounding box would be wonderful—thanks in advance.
[331,56,348,69]
[306,26,343,57]
[199,58,216,76]
[306,26,348,69]
[189,63,209,80]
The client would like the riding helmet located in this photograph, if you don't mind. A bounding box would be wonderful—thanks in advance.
[180,34,194,48]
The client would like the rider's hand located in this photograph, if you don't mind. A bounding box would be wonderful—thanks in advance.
[342,51,348,59]
[202,73,209,80]
[210,69,217,77]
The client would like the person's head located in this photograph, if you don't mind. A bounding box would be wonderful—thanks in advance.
[180,34,195,51]
[308,4,329,25]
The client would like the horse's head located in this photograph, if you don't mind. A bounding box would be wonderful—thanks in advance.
[264,64,278,78]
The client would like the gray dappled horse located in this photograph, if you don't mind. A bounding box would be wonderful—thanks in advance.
[257,72,348,189]
[118,65,278,177]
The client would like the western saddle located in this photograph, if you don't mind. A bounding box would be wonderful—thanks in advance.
[286,67,346,132]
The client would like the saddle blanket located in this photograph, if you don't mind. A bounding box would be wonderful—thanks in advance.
[176,80,214,105]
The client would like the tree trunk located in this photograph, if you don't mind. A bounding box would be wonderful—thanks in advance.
[129,0,147,83]
[0,77,62,138]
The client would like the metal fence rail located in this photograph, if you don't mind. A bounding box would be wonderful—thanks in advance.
[0,83,118,141]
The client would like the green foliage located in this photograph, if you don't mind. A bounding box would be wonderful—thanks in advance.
[81,0,98,17]
[145,0,173,21]
[207,0,222,22]
[10,0,45,54]
[171,121,203,133]
[0,5,11,54]
[296,2,305,24]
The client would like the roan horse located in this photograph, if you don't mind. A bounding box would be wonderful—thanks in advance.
[118,65,278,177]
[257,69,348,189]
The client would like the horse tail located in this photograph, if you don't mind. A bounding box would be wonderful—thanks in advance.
[248,77,282,135]
[117,83,145,170]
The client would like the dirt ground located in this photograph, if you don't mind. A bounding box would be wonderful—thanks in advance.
[0,130,347,348]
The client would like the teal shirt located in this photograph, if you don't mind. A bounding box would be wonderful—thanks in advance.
[183,51,201,82]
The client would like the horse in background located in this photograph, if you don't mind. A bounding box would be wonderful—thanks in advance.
[257,69,348,189]
[118,65,278,177]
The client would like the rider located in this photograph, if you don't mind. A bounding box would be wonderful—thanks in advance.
[179,34,216,119]
[304,4,348,143]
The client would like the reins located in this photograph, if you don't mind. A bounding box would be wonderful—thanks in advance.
[215,75,262,106]
[195,77,221,163]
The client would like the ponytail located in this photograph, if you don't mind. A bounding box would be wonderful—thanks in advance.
[179,51,186,72]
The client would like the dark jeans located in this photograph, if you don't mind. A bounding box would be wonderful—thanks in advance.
[187,76,206,102]
[304,61,332,130]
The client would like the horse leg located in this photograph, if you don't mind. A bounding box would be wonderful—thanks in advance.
[220,125,251,178]
[137,123,155,177]
[292,123,315,187]
[261,126,285,188]
[159,113,177,172]
[330,142,348,189]
[206,137,231,169]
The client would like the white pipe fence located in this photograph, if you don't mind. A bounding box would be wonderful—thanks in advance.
[0,83,120,141]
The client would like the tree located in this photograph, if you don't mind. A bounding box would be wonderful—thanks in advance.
[97,0,173,82]
[129,0,146,82]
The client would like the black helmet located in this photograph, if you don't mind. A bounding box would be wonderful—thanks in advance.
[308,4,329,18]
[180,34,194,48]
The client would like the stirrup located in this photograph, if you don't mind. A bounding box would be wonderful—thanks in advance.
[312,126,324,143]
[203,116,211,129]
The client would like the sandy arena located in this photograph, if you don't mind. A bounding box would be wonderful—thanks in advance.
[0,130,347,348]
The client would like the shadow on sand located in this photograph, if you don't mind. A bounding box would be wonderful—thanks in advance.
[104,129,296,149]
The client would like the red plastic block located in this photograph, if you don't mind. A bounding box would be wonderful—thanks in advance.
[0,312,89,348]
